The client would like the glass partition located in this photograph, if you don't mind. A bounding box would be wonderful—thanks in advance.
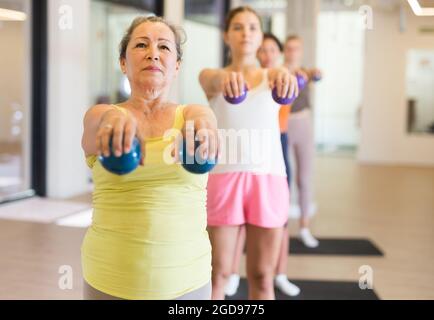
[0,0,32,202]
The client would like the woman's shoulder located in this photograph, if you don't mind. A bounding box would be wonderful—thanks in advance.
[199,67,224,77]
[181,104,208,116]
[184,103,208,109]
[85,103,115,116]
[90,103,115,109]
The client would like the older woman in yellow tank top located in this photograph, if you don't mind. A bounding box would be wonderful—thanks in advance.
[81,16,218,300]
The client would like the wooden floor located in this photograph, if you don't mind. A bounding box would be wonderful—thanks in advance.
[0,156,433,299]
[285,156,434,300]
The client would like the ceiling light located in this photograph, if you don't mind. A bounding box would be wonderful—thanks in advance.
[407,0,434,16]
[0,8,27,21]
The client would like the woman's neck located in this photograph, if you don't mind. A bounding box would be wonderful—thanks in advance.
[126,93,168,115]
[228,53,258,72]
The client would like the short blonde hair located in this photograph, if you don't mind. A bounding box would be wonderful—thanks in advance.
[119,16,186,61]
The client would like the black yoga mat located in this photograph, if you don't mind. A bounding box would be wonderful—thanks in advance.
[226,278,380,300]
[289,238,384,256]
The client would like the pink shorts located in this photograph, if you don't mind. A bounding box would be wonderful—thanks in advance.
[207,172,289,228]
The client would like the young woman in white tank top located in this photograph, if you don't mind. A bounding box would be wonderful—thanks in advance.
[199,6,299,300]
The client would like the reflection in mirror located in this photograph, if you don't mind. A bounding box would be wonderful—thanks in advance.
[0,0,33,202]
[406,50,434,134]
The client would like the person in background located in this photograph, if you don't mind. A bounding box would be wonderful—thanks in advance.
[199,6,299,300]
[224,33,301,298]
[283,34,322,248]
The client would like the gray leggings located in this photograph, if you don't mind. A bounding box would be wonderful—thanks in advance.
[287,109,314,218]
[83,280,212,300]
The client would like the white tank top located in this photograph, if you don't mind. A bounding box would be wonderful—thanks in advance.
[209,70,286,177]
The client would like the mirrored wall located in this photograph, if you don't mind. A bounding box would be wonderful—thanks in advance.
[0,0,32,202]
[406,49,434,134]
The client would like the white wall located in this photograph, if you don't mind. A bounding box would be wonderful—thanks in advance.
[47,0,90,197]
[271,11,286,43]
[179,20,222,106]
[358,7,434,166]
[315,11,365,147]
[88,0,108,105]
[164,0,184,102]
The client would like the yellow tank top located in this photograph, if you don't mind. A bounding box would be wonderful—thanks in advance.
[81,105,212,300]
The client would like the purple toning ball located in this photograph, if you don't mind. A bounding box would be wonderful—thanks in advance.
[272,87,297,105]
[297,74,307,91]
[312,74,322,82]
[224,87,248,104]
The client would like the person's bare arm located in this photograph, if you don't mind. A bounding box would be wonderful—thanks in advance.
[81,104,144,163]
[199,69,246,101]
[199,69,224,100]
[183,104,219,159]
[268,67,299,99]
[82,104,114,156]
[306,68,322,82]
